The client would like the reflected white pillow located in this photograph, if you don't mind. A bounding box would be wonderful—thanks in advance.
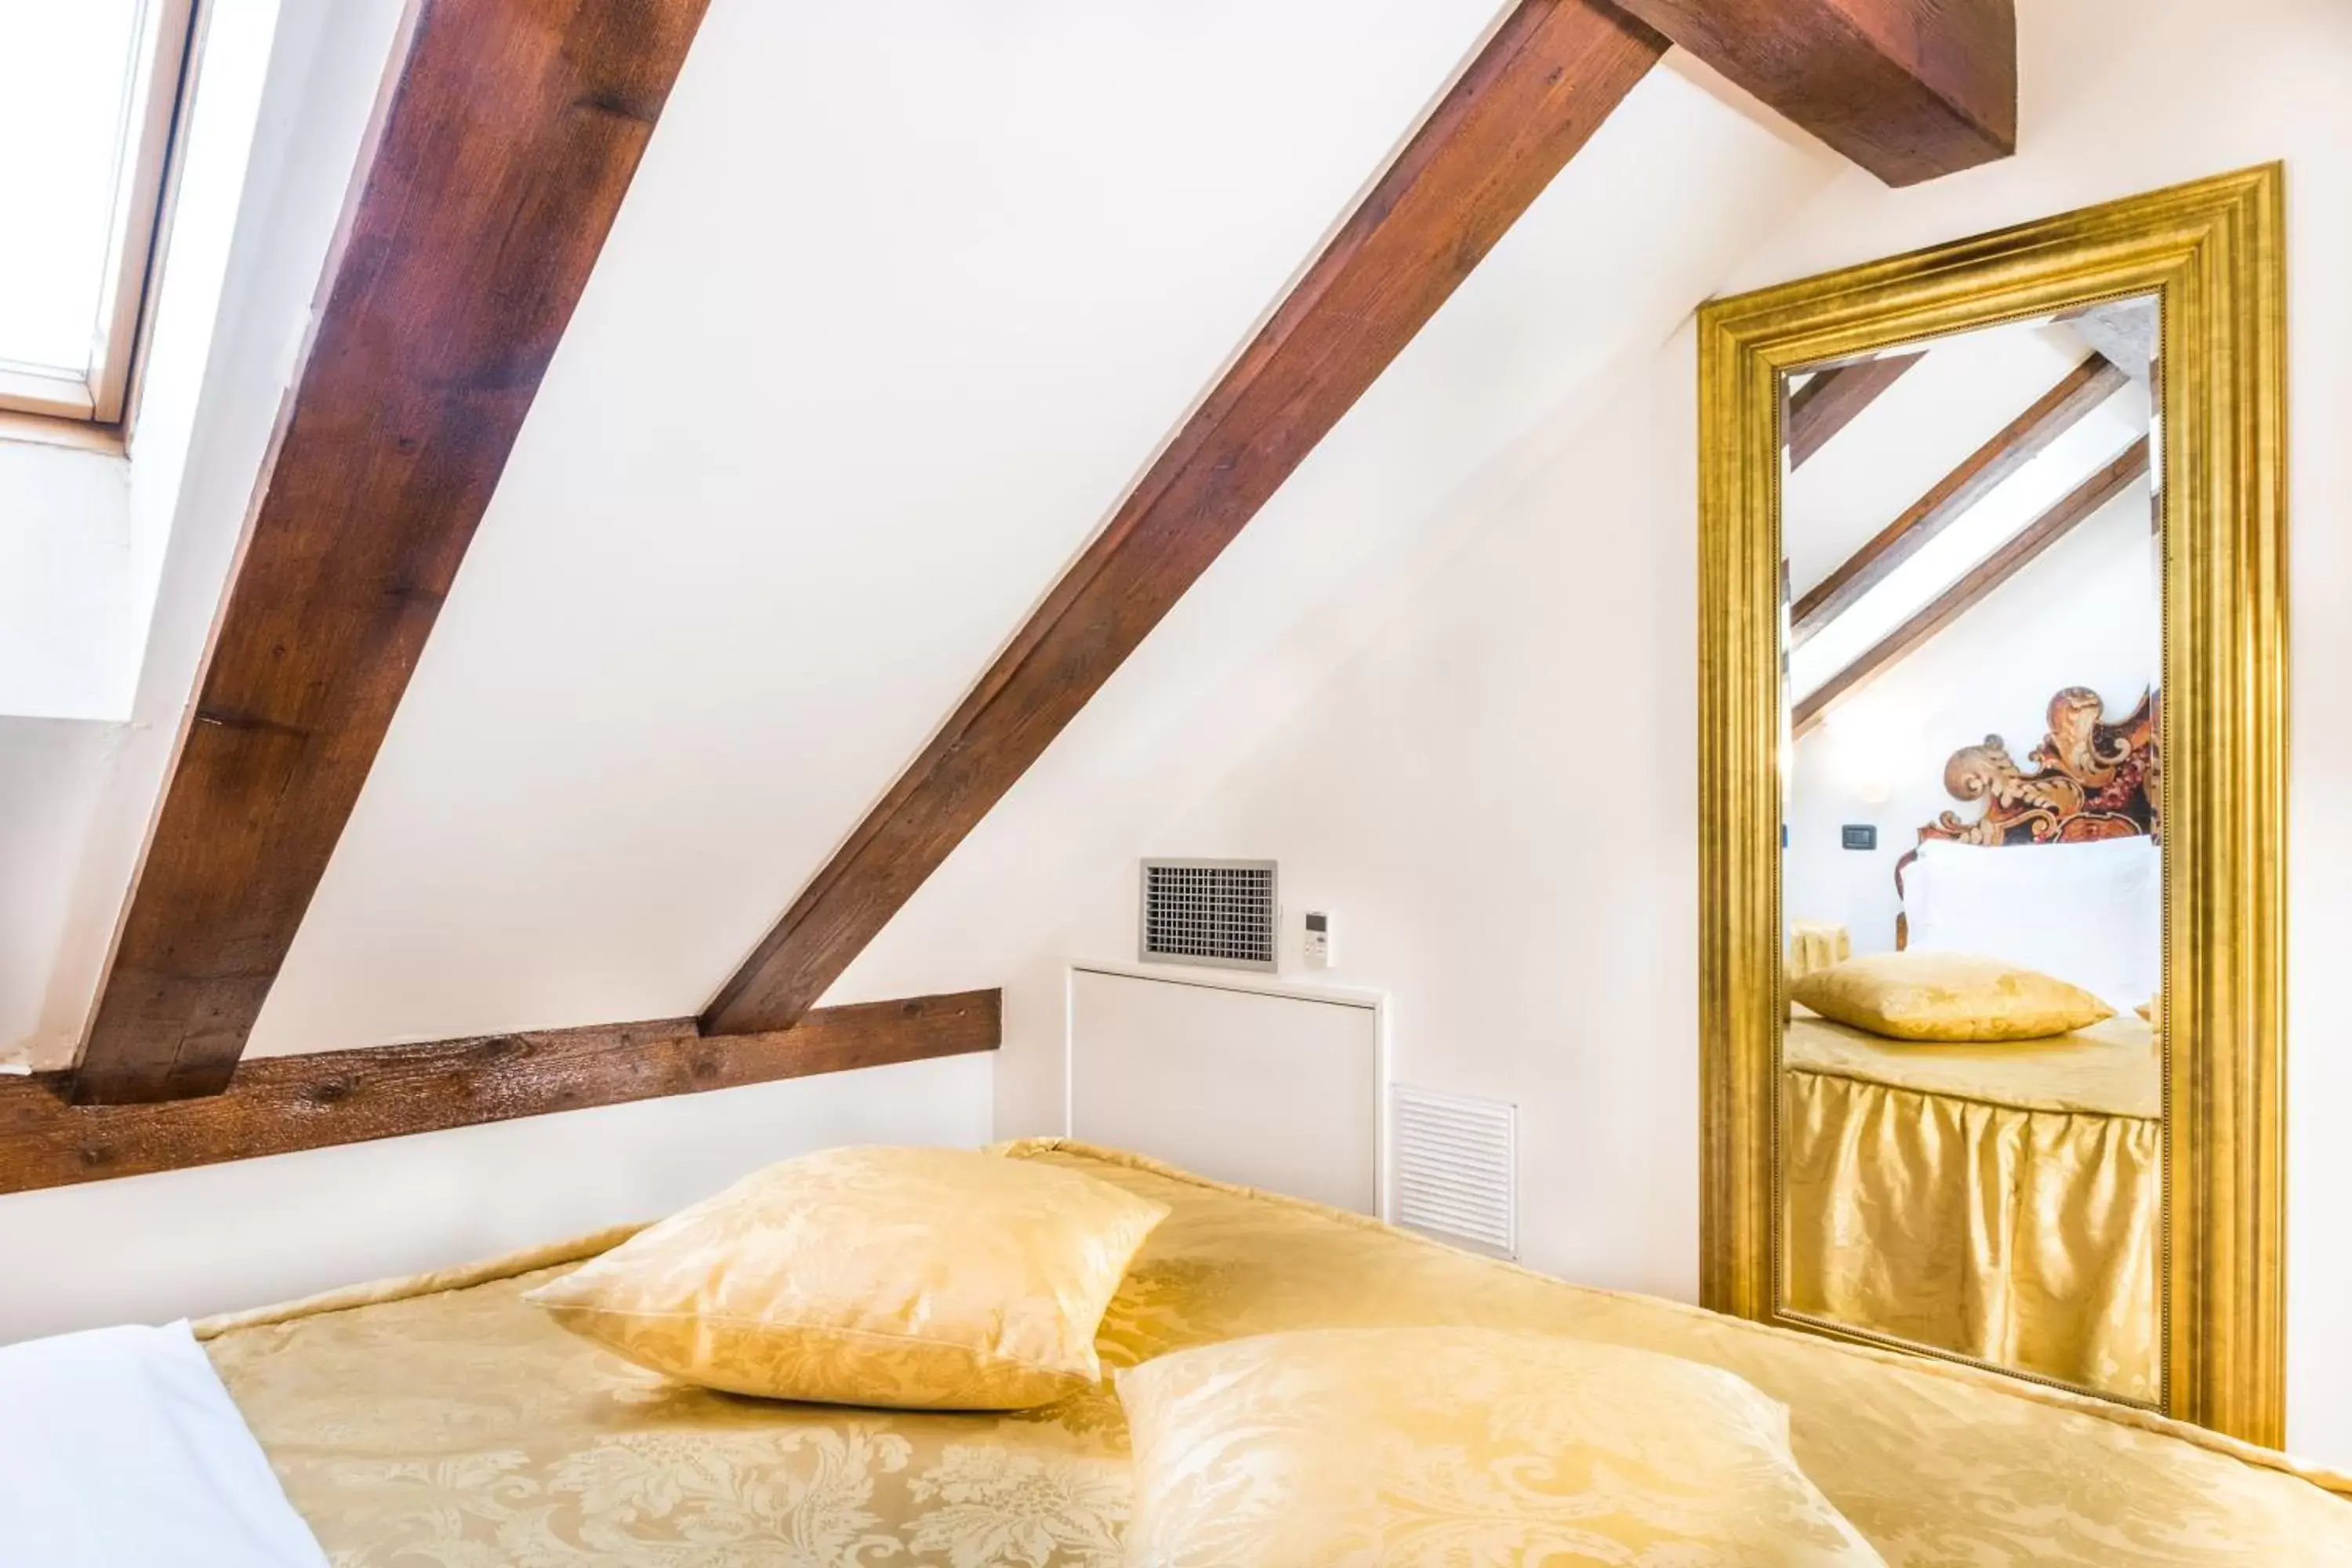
[1907,837,2159,1010]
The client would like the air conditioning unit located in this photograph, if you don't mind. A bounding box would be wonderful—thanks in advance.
[1138,858,1278,972]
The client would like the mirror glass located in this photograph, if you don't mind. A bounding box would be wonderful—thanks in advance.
[1776,298,2164,1403]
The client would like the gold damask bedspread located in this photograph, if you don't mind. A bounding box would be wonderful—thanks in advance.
[1783,1014,2161,1401]
[1785,1011,2161,1118]
[200,1141,2351,1566]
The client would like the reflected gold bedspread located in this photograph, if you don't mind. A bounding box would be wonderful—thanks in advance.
[1784,1015,2160,1401]
[201,1142,2350,1566]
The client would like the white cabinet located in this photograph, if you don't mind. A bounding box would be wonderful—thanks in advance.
[1068,965,1381,1214]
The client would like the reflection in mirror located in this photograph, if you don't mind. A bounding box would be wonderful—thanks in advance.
[1775,299,2164,1403]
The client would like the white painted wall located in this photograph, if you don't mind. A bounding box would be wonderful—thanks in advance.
[0,0,285,728]
[840,60,1842,1303]
[243,0,1510,1058]
[2,0,991,1340]
[846,0,2352,1467]
[0,1053,989,1344]
[0,443,132,721]
[0,0,298,1065]
[1723,0,2352,1465]
[1783,320,2103,601]
[7,0,2347,1470]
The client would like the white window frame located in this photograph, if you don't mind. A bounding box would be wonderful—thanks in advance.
[0,0,202,436]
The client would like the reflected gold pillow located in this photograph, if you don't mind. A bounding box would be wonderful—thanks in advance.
[1793,951,2112,1042]
[523,1145,1166,1409]
[1116,1327,1885,1567]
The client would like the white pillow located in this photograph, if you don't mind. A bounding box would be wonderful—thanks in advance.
[0,1323,329,1568]
[1906,837,2160,1010]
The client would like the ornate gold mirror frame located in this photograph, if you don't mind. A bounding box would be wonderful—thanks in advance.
[1697,167,2285,1443]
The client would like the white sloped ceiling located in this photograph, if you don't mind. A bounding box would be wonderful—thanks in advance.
[245,5,1842,1056]
[249,0,1519,1051]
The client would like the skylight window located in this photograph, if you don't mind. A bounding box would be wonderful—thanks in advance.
[0,0,197,428]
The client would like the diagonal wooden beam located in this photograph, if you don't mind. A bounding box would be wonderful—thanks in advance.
[13,992,997,1195]
[1794,437,2151,736]
[1784,350,1922,469]
[1789,351,2127,649]
[1609,0,2014,186]
[701,1,1669,1037]
[72,0,712,1104]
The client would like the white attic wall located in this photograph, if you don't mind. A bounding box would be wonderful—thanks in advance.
[1717,0,2352,1465]
[0,0,303,1069]
[239,0,1512,1056]
[1781,320,2117,598]
[1788,477,2160,955]
[832,58,1842,1138]
[836,0,2352,1467]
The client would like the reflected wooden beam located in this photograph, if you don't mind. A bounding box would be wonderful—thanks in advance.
[1610,0,2014,186]
[1789,352,2127,649]
[8,992,997,1195]
[699,1,1670,1037]
[1785,351,1923,469]
[72,0,713,1104]
[1793,437,2151,738]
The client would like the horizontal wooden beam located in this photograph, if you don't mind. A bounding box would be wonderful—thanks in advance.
[1790,351,2127,648]
[7,991,997,1196]
[1610,0,2015,186]
[1785,350,1922,469]
[73,0,713,1105]
[702,0,1669,1037]
[1794,437,2150,736]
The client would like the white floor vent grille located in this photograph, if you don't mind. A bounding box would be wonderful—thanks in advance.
[1392,1087,1516,1258]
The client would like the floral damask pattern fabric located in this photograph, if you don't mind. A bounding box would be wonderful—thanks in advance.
[203,1142,2352,1567]
[1782,1060,2159,1402]
[520,1145,1167,1409]
[1118,1327,1884,1566]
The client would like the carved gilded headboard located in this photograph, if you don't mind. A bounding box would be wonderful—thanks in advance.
[1893,686,2160,948]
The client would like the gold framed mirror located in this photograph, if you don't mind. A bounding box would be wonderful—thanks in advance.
[1697,167,2285,1443]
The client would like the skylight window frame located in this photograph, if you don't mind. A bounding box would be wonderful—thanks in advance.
[0,0,203,439]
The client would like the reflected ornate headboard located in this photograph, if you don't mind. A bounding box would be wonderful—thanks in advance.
[1893,686,2160,948]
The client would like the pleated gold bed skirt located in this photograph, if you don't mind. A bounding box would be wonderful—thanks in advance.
[1783,1065,2161,1402]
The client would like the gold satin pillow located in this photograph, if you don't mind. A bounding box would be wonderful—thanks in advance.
[522,1145,1166,1410]
[1117,1327,1884,1567]
[1792,951,2113,1041]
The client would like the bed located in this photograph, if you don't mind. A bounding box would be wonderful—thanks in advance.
[1782,685,2165,1401]
[191,1140,2351,1566]
[1781,1009,2161,1399]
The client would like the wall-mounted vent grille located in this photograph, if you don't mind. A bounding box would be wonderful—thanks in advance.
[1392,1087,1516,1258]
[1140,858,1278,972]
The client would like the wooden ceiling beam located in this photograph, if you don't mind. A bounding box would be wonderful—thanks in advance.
[1785,351,1922,469]
[1608,0,2015,186]
[11,992,996,1195]
[1790,351,2128,649]
[1793,437,2151,737]
[700,0,1669,1037]
[71,0,712,1104]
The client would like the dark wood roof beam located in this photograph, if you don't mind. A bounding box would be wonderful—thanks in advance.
[1788,351,2129,650]
[1784,350,1923,469]
[700,0,1671,1037]
[1608,0,2015,186]
[1793,437,2152,737]
[14,992,997,1194]
[72,0,713,1104]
